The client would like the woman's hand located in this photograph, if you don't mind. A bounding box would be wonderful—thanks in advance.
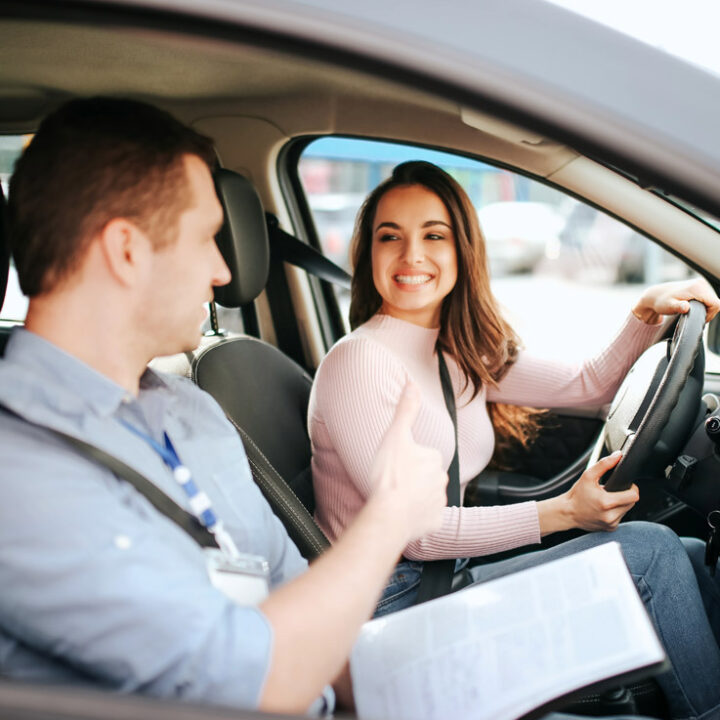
[632,277,720,325]
[537,451,639,535]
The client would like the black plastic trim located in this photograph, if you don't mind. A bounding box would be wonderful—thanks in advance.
[276,137,347,348]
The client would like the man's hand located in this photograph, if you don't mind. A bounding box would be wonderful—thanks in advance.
[259,381,448,714]
[367,381,448,542]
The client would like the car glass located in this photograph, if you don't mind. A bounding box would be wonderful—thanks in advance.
[0,134,31,323]
[296,136,714,368]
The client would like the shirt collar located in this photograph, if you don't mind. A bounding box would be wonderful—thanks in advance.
[4,327,170,418]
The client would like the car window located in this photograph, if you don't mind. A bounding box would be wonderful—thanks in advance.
[297,136,720,371]
[1,134,31,322]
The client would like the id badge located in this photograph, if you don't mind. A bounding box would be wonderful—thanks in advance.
[204,548,270,606]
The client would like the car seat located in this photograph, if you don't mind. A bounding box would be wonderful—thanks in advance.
[193,169,330,560]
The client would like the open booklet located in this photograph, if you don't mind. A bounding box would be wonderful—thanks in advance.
[350,542,667,720]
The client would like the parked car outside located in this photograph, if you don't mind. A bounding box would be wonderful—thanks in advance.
[543,200,694,284]
[478,200,566,275]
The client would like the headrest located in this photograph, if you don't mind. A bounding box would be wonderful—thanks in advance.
[213,169,270,308]
[0,183,9,314]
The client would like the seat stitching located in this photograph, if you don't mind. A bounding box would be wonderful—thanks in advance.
[245,454,321,552]
[224,415,328,556]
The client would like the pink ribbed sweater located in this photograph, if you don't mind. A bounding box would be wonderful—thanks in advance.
[308,312,664,561]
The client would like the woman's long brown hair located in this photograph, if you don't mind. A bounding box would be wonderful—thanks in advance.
[349,161,544,467]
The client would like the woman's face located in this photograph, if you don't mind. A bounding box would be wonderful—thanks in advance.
[371,184,458,328]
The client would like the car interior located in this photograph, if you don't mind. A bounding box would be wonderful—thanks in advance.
[2,6,720,720]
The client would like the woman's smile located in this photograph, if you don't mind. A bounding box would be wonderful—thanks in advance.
[392,271,435,288]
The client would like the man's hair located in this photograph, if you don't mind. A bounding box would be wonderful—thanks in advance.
[8,97,216,296]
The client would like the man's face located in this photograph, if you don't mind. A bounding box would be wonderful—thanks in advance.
[143,154,230,357]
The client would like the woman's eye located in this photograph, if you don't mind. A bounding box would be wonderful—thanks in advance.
[377,233,399,243]
[426,233,445,240]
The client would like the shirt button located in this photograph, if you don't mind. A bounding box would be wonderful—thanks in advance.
[114,535,132,550]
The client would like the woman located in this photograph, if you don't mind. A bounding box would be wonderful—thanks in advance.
[309,161,720,720]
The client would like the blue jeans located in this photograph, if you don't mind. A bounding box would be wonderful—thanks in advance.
[375,522,720,720]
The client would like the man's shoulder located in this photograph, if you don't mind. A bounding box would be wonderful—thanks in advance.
[0,352,61,422]
[0,406,112,508]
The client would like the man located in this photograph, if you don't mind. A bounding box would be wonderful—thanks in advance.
[0,97,448,714]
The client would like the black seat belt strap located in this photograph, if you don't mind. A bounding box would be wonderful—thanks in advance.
[414,348,461,604]
[265,213,352,290]
[0,404,219,550]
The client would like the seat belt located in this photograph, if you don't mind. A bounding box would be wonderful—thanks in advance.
[265,213,352,290]
[0,404,219,550]
[414,348,461,605]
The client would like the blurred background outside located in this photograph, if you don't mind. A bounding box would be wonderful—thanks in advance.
[0,134,30,323]
[298,137,702,364]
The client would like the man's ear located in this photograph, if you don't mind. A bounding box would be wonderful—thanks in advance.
[97,218,151,286]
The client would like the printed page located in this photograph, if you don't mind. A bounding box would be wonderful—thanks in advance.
[350,542,665,720]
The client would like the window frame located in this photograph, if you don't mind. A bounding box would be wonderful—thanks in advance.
[281,133,713,352]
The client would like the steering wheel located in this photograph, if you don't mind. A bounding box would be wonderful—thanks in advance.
[588,299,707,491]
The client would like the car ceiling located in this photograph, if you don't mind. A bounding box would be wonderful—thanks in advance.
[0,20,446,120]
[0,18,586,188]
[0,18,571,161]
[0,13,719,284]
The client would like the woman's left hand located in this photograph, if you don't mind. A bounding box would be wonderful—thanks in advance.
[632,277,720,325]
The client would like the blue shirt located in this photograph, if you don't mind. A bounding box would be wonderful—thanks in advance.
[0,328,314,709]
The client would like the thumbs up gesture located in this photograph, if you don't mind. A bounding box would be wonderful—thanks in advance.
[368,382,448,541]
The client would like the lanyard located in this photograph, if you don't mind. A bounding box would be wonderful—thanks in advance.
[118,419,240,558]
